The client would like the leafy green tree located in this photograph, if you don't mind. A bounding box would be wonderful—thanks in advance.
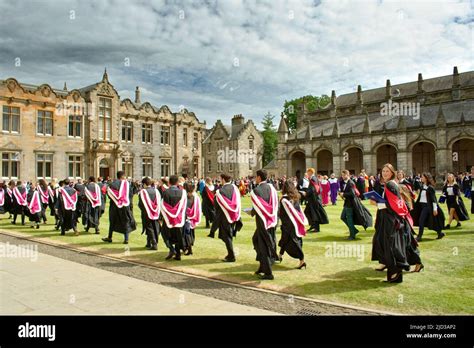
[283,94,331,131]
[261,112,278,167]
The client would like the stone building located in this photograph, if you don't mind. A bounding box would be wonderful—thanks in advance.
[276,67,474,183]
[0,70,206,181]
[203,115,263,179]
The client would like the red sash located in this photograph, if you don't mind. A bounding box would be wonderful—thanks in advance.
[251,184,278,229]
[28,190,42,214]
[281,197,308,237]
[13,187,27,206]
[139,188,161,220]
[85,184,102,208]
[385,183,414,228]
[186,193,202,229]
[215,184,241,223]
[161,189,187,228]
[59,187,78,211]
[205,186,215,204]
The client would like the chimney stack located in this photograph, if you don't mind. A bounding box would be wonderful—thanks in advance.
[385,79,391,99]
[135,86,141,104]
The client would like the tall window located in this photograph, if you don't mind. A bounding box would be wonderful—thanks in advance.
[68,106,82,138]
[142,123,153,144]
[160,126,170,145]
[98,97,112,140]
[160,159,170,177]
[122,121,133,142]
[122,157,133,179]
[36,153,53,179]
[207,143,211,154]
[2,106,20,133]
[1,152,19,179]
[217,162,223,172]
[183,128,188,146]
[68,155,83,178]
[248,135,254,151]
[207,160,211,173]
[142,158,153,177]
[193,132,198,150]
[37,110,53,136]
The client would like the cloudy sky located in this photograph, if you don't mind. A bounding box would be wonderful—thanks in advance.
[0,0,472,126]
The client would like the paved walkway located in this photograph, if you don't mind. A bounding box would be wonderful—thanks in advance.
[0,242,277,315]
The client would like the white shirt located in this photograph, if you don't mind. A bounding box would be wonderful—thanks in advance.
[446,186,454,196]
[419,185,428,203]
[302,178,309,189]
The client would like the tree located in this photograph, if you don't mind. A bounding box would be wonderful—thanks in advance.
[283,94,331,131]
[261,112,278,167]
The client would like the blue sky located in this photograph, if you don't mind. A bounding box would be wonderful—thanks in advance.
[0,0,472,127]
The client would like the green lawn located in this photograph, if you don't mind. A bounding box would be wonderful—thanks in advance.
[1,195,473,315]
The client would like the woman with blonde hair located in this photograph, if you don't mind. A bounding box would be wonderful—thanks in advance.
[441,173,469,229]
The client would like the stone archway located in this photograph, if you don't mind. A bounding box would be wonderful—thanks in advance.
[99,158,111,179]
[376,144,397,173]
[316,150,333,175]
[452,138,474,173]
[412,142,436,176]
[290,151,306,179]
[343,147,363,175]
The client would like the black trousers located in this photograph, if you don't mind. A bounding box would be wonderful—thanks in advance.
[13,209,26,224]
[221,234,235,259]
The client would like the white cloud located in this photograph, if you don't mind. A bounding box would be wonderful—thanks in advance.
[0,0,472,127]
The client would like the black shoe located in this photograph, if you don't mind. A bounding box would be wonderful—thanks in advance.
[36,224,40,229]
[11,221,16,225]
[145,243,151,249]
[102,237,112,243]
[375,265,387,272]
[254,269,264,275]
[123,240,129,244]
[207,234,215,238]
[346,236,356,240]
[258,274,274,280]
[61,232,65,236]
[94,230,100,234]
[165,252,175,260]
[296,262,307,270]
[85,228,89,233]
[222,258,236,262]
[277,255,283,263]
[150,244,157,251]
[444,224,450,229]
[456,222,461,228]
[385,272,403,283]
[437,232,445,239]
[173,254,181,261]
[416,236,422,242]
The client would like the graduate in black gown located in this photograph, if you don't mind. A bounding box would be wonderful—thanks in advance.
[201,177,216,229]
[278,180,307,270]
[55,178,79,236]
[4,180,15,220]
[82,176,102,234]
[183,182,201,256]
[339,170,373,240]
[442,173,469,229]
[209,173,243,262]
[26,182,42,229]
[138,177,161,251]
[469,166,474,214]
[11,180,28,225]
[160,175,187,260]
[411,172,445,242]
[37,179,49,224]
[102,171,136,244]
[303,168,329,232]
[0,182,7,216]
[47,180,59,227]
[251,169,279,280]
[97,177,107,217]
[371,164,413,283]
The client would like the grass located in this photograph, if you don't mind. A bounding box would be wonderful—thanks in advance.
[1,194,473,315]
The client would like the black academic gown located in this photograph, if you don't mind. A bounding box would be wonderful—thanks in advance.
[303,175,329,231]
[442,184,469,221]
[251,182,278,275]
[55,186,78,232]
[82,183,101,230]
[340,180,373,229]
[108,180,136,234]
[97,182,107,216]
[411,185,445,232]
[0,188,6,214]
[182,195,196,251]
[210,183,243,240]
[162,186,185,253]
[11,187,27,215]
[371,180,412,276]
[27,189,40,223]
[74,183,86,218]
[4,188,13,215]
[202,185,216,227]
[278,196,304,260]
[138,187,160,248]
